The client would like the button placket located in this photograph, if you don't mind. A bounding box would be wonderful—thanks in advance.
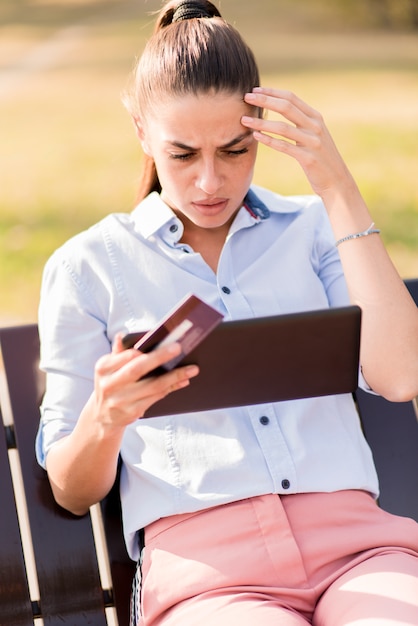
[248,405,297,494]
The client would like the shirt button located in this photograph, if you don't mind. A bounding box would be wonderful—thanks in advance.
[221,286,231,294]
[259,416,269,425]
[281,479,291,490]
[169,224,178,233]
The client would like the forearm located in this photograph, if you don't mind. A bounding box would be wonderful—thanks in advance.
[45,394,125,515]
[323,181,418,401]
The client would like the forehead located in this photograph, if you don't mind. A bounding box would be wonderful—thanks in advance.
[145,91,255,144]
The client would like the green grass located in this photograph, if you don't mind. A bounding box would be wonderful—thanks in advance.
[1,0,418,321]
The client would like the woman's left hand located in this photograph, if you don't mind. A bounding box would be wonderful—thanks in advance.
[242,87,418,402]
[242,87,355,201]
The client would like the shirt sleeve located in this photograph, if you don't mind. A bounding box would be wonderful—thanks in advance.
[308,200,377,395]
[308,199,349,308]
[35,243,112,468]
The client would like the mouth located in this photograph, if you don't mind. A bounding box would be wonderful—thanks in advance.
[192,198,229,215]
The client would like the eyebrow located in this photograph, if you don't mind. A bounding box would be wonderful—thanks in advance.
[167,131,253,152]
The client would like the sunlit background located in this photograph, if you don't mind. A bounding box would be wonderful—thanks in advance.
[1,0,418,323]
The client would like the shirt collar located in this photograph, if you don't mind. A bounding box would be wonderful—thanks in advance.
[243,187,271,220]
[250,184,312,215]
[131,192,178,239]
[131,186,303,241]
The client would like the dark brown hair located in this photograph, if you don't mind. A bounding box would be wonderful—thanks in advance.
[123,1,260,201]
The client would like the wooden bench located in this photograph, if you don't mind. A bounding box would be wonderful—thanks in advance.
[1,278,417,625]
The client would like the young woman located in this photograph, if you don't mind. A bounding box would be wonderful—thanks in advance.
[36,1,418,624]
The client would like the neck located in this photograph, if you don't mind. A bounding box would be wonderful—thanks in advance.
[180,217,232,273]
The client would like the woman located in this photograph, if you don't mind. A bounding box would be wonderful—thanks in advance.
[36,1,418,624]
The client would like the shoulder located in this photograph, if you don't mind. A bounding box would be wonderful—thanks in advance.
[42,212,135,297]
[46,212,132,265]
[251,185,336,254]
[251,184,325,215]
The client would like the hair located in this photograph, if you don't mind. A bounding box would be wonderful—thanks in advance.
[122,0,261,201]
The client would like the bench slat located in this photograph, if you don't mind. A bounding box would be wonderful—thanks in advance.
[0,325,108,625]
[0,411,33,624]
[101,470,136,626]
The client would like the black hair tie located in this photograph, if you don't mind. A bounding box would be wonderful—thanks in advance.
[172,1,213,22]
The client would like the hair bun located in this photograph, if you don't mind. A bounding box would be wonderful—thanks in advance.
[172,0,220,22]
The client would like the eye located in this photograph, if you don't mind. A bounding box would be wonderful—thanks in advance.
[170,152,195,161]
[224,147,249,157]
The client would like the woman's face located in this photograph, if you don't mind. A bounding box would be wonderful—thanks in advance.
[138,91,258,233]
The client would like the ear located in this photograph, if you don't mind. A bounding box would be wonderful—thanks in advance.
[132,116,152,157]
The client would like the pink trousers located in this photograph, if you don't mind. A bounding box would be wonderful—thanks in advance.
[134,491,418,625]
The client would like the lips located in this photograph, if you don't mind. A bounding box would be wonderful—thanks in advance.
[192,199,228,214]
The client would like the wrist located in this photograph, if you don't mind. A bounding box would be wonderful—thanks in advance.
[80,394,127,443]
[335,222,381,247]
[320,181,374,242]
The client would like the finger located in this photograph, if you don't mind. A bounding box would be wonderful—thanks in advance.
[244,88,321,129]
[96,346,138,381]
[96,339,182,385]
[95,348,199,422]
[130,363,200,418]
[112,332,126,354]
[247,87,319,118]
[144,363,200,397]
[242,114,316,161]
[241,115,304,144]
[250,129,300,158]
[132,342,183,378]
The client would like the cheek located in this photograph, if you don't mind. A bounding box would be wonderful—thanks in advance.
[155,160,189,195]
[152,152,174,179]
[234,154,257,182]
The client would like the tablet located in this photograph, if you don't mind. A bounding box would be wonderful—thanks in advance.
[142,305,361,417]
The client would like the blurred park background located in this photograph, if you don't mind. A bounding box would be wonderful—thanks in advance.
[1,0,418,323]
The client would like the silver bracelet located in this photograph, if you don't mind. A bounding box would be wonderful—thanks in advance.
[335,222,381,247]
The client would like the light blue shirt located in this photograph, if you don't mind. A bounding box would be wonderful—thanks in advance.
[36,186,378,560]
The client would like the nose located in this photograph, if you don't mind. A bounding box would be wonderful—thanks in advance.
[196,157,222,195]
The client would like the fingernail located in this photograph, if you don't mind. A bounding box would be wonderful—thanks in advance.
[186,365,199,377]
[241,115,253,124]
[245,92,256,101]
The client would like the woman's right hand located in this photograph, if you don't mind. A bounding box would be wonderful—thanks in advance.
[92,334,200,429]
[45,337,199,515]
